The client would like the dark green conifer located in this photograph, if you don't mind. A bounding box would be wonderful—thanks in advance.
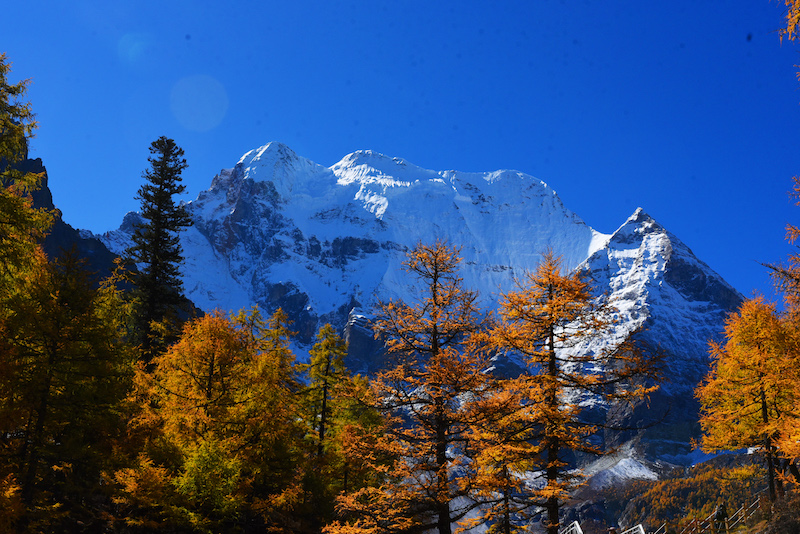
[126,136,192,363]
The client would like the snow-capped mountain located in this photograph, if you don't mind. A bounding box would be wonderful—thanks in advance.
[97,141,742,462]
[101,141,614,337]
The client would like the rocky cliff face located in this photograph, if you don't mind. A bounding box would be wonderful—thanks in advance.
[95,141,743,464]
[18,157,118,279]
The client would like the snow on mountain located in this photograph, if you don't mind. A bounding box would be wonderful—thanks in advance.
[98,141,608,338]
[573,208,742,460]
[95,141,742,461]
[582,209,740,388]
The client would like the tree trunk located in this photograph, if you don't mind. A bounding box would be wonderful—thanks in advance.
[788,461,800,484]
[435,398,452,534]
[502,465,512,534]
[545,327,560,534]
[761,387,777,503]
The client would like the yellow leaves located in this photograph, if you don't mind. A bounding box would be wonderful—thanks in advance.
[492,251,615,366]
[148,311,248,443]
[608,463,765,530]
[173,441,243,516]
[781,0,800,41]
[0,55,54,301]
[113,454,173,510]
[121,306,309,529]
[403,239,463,281]
[0,474,23,532]
[696,296,800,455]
[340,241,502,533]
[485,250,659,533]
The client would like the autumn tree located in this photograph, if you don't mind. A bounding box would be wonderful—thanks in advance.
[774,312,800,471]
[296,324,384,527]
[301,324,350,460]
[0,53,52,297]
[330,241,497,534]
[463,379,542,534]
[696,297,800,502]
[489,250,658,534]
[780,0,800,42]
[126,136,192,363]
[0,250,133,529]
[116,307,307,531]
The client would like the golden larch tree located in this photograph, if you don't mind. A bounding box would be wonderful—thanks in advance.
[489,250,658,534]
[329,241,497,534]
[117,308,306,531]
[696,297,800,502]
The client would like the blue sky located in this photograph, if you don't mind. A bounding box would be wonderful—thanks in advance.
[5,0,800,300]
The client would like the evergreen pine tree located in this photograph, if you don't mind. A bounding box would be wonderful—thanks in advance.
[0,249,133,529]
[126,136,192,363]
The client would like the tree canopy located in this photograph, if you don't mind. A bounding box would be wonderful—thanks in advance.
[0,53,52,296]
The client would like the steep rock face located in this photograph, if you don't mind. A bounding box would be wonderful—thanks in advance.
[19,158,118,280]
[580,208,740,386]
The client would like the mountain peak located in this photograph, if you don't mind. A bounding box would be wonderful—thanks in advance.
[238,141,297,164]
[234,141,327,198]
[606,207,668,247]
[629,206,650,221]
[334,149,415,170]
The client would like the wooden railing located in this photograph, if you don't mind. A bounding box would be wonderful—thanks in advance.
[677,493,766,534]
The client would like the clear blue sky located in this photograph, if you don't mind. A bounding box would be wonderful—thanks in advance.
[6,0,800,300]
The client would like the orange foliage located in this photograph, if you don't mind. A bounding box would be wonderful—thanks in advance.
[696,297,800,501]
[607,462,767,532]
[781,0,800,42]
[489,250,659,534]
[330,241,496,534]
[118,308,306,531]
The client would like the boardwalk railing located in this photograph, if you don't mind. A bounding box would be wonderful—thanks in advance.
[678,510,717,534]
[727,497,762,530]
[621,525,646,534]
[676,492,766,534]
[559,521,584,534]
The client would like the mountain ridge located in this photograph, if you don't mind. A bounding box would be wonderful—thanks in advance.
[90,141,742,464]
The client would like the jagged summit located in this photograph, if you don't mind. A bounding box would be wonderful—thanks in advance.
[233,141,330,199]
[571,204,743,459]
[98,142,742,335]
[99,141,605,322]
